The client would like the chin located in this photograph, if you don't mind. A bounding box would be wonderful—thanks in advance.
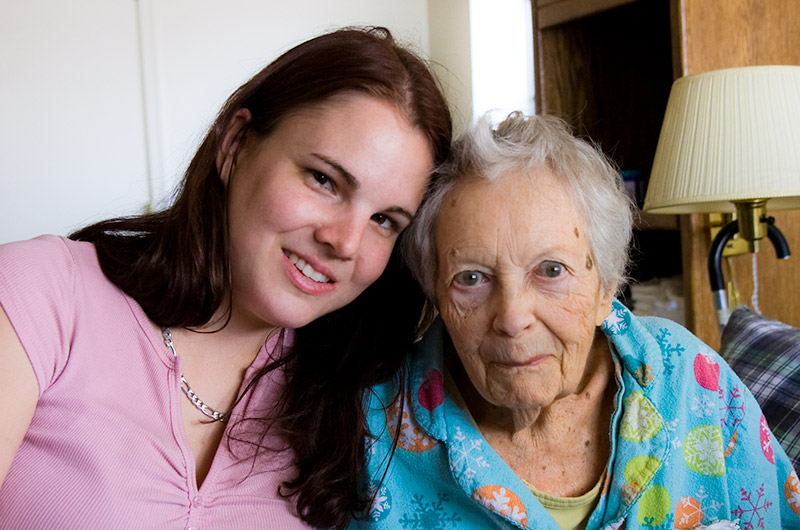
[252,302,325,331]
[485,380,558,409]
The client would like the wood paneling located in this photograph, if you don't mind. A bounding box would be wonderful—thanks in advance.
[535,0,674,171]
[536,0,638,28]
[674,0,800,348]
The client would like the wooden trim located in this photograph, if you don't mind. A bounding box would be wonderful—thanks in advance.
[537,0,639,28]
[636,212,680,231]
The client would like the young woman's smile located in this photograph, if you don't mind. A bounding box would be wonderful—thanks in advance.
[221,94,434,332]
[282,249,336,294]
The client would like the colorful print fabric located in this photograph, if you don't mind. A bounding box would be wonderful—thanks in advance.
[720,305,800,470]
[349,300,800,529]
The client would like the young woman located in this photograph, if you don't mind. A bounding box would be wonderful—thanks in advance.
[0,27,451,529]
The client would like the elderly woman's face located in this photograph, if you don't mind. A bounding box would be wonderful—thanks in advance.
[435,168,614,412]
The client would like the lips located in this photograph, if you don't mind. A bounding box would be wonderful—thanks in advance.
[495,357,548,368]
[485,349,551,368]
[285,251,332,283]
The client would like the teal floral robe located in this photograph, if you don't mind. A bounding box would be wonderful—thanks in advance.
[349,301,800,530]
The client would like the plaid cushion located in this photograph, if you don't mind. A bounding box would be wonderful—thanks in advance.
[720,305,800,469]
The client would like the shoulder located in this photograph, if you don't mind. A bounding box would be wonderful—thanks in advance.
[0,235,113,307]
[1,235,84,297]
[602,300,722,386]
[0,236,104,391]
[0,235,96,278]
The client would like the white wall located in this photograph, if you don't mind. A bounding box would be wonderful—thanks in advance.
[0,0,429,244]
[0,1,151,243]
[1,0,534,244]
[427,0,473,136]
[140,0,431,208]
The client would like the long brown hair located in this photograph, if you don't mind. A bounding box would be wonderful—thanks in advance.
[71,27,451,528]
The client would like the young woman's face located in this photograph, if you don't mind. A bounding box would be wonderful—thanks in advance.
[222,94,434,332]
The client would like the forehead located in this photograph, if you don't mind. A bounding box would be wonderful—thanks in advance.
[266,92,433,196]
[440,168,582,228]
[435,168,590,257]
[277,93,408,140]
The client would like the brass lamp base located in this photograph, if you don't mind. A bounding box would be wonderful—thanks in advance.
[733,199,769,253]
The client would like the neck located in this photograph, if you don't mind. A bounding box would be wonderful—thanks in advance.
[192,302,281,355]
[451,335,616,496]
[454,336,615,439]
[169,303,283,376]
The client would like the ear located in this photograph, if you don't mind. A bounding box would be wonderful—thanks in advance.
[595,284,617,327]
[216,108,253,186]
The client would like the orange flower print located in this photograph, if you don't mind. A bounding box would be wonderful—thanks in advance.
[385,393,437,452]
[674,496,704,529]
[473,485,528,528]
[786,468,800,516]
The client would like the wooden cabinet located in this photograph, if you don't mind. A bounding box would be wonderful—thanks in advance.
[531,0,800,348]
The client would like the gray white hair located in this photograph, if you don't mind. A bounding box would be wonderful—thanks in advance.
[403,112,634,301]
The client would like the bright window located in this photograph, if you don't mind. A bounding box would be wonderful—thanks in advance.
[469,0,535,122]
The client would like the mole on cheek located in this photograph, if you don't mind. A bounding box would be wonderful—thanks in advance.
[574,227,580,238]
[585,255,593,270]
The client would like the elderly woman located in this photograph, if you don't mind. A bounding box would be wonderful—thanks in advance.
[350,114,800,530]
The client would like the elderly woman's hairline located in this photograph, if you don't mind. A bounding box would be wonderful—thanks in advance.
[404,112,632,304]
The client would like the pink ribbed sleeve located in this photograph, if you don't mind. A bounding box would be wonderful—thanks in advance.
[0,236,311,529]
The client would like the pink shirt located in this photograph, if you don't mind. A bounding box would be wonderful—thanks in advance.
[0,236,312,529]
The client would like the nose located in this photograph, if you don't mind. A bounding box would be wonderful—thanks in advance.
[314,212,367,260]
[491,288,536,338]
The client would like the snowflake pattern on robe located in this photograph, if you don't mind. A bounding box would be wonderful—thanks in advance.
[719,386,746,430]
[621,391,663,442]
[473,486,528,527]
[732,484,772,529]
[356,304,800,530]
[684,425,726,476]
[641,513,674,529]
[692,393,717,418]
[786,469,800,516]
[365,482,392,522]
[449,426,490,483]
[695,485,725,520]
[603,304,631,335]
[398,493,461,529]
[385,394,437,452]
[655,328,684,377]
[674,485,727,528]
[664,418,683,450]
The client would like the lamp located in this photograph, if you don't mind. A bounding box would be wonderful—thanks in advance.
[644,65,800,327]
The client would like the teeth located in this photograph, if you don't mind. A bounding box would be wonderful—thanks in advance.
[286,252,331,283]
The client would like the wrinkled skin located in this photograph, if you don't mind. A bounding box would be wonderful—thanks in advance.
[434,168,616,496]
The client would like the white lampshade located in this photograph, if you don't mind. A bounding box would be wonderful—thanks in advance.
[644,65,800,214]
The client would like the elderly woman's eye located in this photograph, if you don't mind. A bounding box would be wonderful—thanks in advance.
[540,261,564,278]
[454,270,486,287]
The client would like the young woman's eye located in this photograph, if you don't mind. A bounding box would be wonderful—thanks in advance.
[310,170,333,190]
[454,270,486,287]
[371,213,398,232]
[538,261,565,278]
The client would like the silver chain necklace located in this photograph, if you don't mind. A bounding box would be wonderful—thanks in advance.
[162,328,231,423]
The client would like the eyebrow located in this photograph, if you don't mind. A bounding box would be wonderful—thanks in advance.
[312,153,416,223]
[313,153,360,190]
